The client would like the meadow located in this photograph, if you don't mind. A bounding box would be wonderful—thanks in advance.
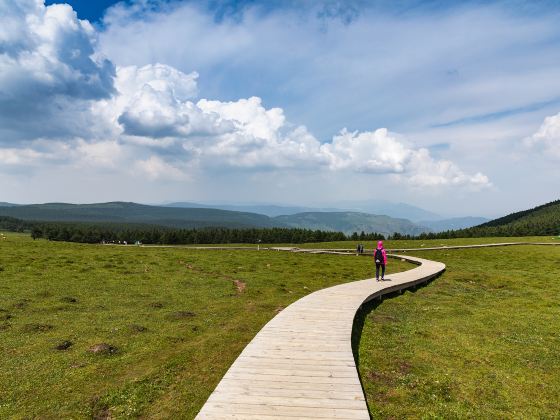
[358,244,560,418]
[1,232,558,418]
[0,233,410,419]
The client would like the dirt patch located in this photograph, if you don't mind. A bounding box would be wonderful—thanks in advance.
[22,323,53,333]
[398,361,413,374]
[55,340,73,351]
[233,280,246,293]
[88,343,118,355]
[90,397,111,420]
[366,369,395,386]
[130,324,147,333]
[149,302,164,309]
[274,306,284,313]
[61,296,78,303]
[371,314,398,323]
[167,311,197,320]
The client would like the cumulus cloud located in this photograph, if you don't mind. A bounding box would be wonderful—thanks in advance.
[0,0,115,141]
[0,0,490,191]
[320,128,489,188]
[524,112,560,159]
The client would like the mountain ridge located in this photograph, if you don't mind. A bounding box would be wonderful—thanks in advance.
[0,201,432,236]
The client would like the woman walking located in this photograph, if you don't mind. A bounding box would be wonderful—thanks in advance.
[374,240,387,281]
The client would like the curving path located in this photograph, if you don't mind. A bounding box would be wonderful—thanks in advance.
[195,253,445,419]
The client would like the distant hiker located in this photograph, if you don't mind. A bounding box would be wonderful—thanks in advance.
[374,240,387,281]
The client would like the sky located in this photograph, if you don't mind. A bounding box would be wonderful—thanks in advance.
[1,0,560,217]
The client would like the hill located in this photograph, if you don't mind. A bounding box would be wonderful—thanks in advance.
[335,200,442,221]
[0,202,436,236]
[465,199,560,236]
[165,202,342,217]
[0,202,277,229]
[419,217,489,232]
[273,212,430,236]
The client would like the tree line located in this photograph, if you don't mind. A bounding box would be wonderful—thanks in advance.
[2,213,557,245]
[0,217,385,244]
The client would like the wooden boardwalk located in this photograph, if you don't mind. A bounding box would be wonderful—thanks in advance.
[196,254,445,419]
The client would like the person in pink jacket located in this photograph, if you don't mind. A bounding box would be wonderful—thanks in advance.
[374,240,387,281]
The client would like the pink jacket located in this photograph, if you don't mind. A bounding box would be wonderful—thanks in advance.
[374,241,387,264]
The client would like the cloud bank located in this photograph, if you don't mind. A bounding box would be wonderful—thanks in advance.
[1,0,491,195]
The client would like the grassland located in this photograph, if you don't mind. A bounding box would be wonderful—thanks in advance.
[297,235,559,250]
[2,232,558,418]
[357,244,560,418]
[0,232,410,419]
[169,235,558,250]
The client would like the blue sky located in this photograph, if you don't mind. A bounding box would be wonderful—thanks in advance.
[3,0,560,217]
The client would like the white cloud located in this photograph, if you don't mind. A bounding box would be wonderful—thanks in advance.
[322,128,410,173]
[524,112,560,159]
[0,0,491,199]
[319,128,490,188]
[0,0,115,142]
[406,149,490,188]
[74,139,123,168]
[0,147,44,166]
[134,155,188,181]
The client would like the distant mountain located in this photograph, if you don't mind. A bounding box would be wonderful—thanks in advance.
[334,200,442,222]
[0,202,277,229]
[418,217,490,232]
[165,202,343,217]
[273,212,431,236]
[0,202,19,207]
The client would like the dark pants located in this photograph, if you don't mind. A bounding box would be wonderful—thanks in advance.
[376,263,385,279]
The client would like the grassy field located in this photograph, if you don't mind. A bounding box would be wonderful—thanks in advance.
[357,244,560,418]
[2,232,558,418]
[296,235,559,250]
[0,232,411,419]
[165,235,559,250]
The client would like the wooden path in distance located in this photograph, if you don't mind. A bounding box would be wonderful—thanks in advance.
[195,253,446,419]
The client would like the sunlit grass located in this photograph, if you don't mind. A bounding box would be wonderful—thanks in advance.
[0,232,410,419]
[358,245,560,418]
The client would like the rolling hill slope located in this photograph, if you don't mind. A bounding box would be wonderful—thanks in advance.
[459,199,560,237]
[273,212,430,236]
[0,202,436,236]
[0,202,277,229]
[419,217,489,232]
[475,200,559,233]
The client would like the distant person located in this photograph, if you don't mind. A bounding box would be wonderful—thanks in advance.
[374,240,387,281]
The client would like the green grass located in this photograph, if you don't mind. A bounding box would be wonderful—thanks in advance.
[0,233,411,419]
[357,245,560,418]
[295,236,558,250]
[173,235,557,250]
[2,232,558,418]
